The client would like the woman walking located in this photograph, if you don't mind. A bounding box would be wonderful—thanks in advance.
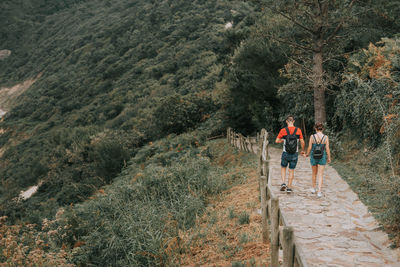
[305,122,331,197]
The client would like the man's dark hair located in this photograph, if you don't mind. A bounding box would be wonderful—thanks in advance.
[286,115,295,122]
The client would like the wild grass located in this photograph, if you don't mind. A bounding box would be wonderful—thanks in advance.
[232,258,258,267]
[239,233,250,244]
[228,207,237,219]
[238,212,250,225]
[41,133,246,266]
[231,261,246,267]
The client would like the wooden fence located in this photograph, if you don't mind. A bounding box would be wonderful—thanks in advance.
[227,127,308,267]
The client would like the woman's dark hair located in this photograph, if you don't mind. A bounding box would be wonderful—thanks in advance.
[314,122,324,131]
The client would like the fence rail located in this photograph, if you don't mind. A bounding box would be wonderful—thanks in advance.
[227,127,308,267]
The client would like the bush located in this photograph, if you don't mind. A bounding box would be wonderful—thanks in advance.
[90,140,130,183]
[153,94,217,136]
[55,136,229,266]
[0,216,74,266]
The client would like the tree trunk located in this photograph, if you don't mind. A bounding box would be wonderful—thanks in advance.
[312,47,326,123]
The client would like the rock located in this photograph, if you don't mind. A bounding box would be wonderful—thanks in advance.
[224,22,233,30]
[0,50,11,60]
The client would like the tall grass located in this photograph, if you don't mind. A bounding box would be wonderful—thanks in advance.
[52,133,232,266]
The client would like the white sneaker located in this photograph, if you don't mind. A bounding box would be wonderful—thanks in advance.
[317,191,322,197]
[310,188,316,194]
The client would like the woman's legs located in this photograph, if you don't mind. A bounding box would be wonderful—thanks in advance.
[317,165,325,192]
[311,165,318,189]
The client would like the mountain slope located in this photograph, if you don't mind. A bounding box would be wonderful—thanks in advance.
[0,0,259,223]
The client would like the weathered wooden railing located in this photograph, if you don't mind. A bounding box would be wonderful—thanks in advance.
[227,127,308,267]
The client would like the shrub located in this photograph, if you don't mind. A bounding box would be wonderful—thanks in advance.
[238,212,250,225]
[334,39,400,241]
[153,94,217,136]
[90,140,130,183]
[0,216,74,266]
[56,137,228,266]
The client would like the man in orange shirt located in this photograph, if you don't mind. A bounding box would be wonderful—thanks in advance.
[275,116,305,193]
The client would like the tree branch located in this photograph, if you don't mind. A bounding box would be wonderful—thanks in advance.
[325,21,343,44]
[266,6,315,34]
[325,0,357,44]
[263,33,314,52]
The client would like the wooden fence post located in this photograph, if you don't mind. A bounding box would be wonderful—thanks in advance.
[260,175,269,243]
[283,226,294,267]
[227,128,231,144]
[235,134,238,148]
[265,161,270,183]
[271,197,280,267]
[257,134,263,201]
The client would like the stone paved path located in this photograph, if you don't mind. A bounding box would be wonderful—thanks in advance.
[268,147,400,267]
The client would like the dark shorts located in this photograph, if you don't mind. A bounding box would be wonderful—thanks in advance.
[281,152,298,169]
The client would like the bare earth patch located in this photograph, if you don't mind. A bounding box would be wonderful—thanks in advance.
[179,148,269,266]
[0,73,42,111]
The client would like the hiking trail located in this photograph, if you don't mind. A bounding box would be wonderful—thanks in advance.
[229,128,400,267]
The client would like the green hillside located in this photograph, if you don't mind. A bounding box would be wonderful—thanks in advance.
[0,0,259,222]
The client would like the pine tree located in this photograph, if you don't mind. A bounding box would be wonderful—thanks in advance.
[262,0,362,123]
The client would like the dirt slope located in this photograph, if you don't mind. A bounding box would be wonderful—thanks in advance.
[0,74,41,112]
[179,144,269,266]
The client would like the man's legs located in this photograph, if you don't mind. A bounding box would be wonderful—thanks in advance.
[281,167,287,184]
[280,153,289,191]
[286,153,298,191]
[288,168,295,187]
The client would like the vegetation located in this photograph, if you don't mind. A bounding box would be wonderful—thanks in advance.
[0,0,258,222]
[0,0,400,265]
[61,134,235,266]
[1,134,250,266]
[238,212,250,225]
[333,37,400,242]
[0,215,74,266]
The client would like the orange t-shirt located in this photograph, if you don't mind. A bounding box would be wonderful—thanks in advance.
[277,127,303,140]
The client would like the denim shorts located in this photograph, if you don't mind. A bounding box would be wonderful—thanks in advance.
[281,152,298,169]
[310,152,327,166]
